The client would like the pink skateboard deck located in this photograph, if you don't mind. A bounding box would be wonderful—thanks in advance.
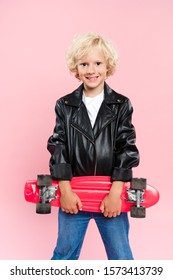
[24,175,159,218]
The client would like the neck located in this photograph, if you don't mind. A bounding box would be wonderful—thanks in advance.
[83,84,104,97]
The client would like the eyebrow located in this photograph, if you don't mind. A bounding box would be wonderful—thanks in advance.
[79,60,103,64]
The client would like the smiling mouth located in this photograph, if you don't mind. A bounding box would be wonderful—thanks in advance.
[86,76,99,81]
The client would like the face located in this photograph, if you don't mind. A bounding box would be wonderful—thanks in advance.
[76,47,108,96]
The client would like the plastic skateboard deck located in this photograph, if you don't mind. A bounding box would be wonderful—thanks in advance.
[24,175,159,218]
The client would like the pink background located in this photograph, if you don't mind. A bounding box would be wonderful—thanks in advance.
[0,0,173,260]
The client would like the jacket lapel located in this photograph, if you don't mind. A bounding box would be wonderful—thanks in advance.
[93,100,117,138]
[71,103,95,144]
[93,83,124,138]
[64,84,95,143]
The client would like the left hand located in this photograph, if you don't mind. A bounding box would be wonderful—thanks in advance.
[100,181,124,218]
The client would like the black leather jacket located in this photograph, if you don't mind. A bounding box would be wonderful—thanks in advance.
[47,83,139,182]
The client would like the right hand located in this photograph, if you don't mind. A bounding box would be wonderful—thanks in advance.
[59,180,82,214]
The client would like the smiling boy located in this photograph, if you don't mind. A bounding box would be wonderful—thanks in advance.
[47,33,139,259]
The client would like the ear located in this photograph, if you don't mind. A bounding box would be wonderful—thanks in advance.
[105,69,109,80]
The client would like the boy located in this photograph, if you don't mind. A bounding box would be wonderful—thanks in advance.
[47,33,139,260]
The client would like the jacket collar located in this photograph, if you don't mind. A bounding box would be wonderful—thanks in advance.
[63,82,125,107]
[64,82,125,142]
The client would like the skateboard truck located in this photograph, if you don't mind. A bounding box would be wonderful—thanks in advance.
[128,178,146,218]
[36,175,56,214]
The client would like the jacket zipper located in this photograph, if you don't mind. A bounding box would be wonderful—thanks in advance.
[94,143,97,176]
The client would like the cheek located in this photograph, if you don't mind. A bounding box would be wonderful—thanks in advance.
[100,65,108,75]
[77,71,85,81]
[77,72,83,80]
[77,67,83,76]
[101,69,108,77]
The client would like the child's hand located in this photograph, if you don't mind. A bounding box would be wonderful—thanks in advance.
[100,181,124,218]
[59,180,82,214]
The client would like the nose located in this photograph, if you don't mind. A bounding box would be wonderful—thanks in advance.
[86,64,95,74]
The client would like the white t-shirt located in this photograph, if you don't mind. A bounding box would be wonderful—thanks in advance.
[82,91,104,128]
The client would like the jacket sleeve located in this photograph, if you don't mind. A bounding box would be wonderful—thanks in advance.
[47,100,73,180]
[111,99,140,182]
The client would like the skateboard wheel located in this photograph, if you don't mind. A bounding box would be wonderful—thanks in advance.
[37,175,52,187]
[131,178,146,190]
[36,202,51,214]
[130,206,146,218]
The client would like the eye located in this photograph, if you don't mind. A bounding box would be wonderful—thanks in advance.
[80,63,87,67]
[96,62,102,66]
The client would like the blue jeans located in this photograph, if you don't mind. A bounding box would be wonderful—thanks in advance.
[51,209,134,260]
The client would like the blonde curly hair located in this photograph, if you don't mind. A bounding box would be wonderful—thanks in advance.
[66,32,118,79]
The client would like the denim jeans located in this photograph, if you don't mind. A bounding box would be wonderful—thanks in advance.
[51,209,134,260]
